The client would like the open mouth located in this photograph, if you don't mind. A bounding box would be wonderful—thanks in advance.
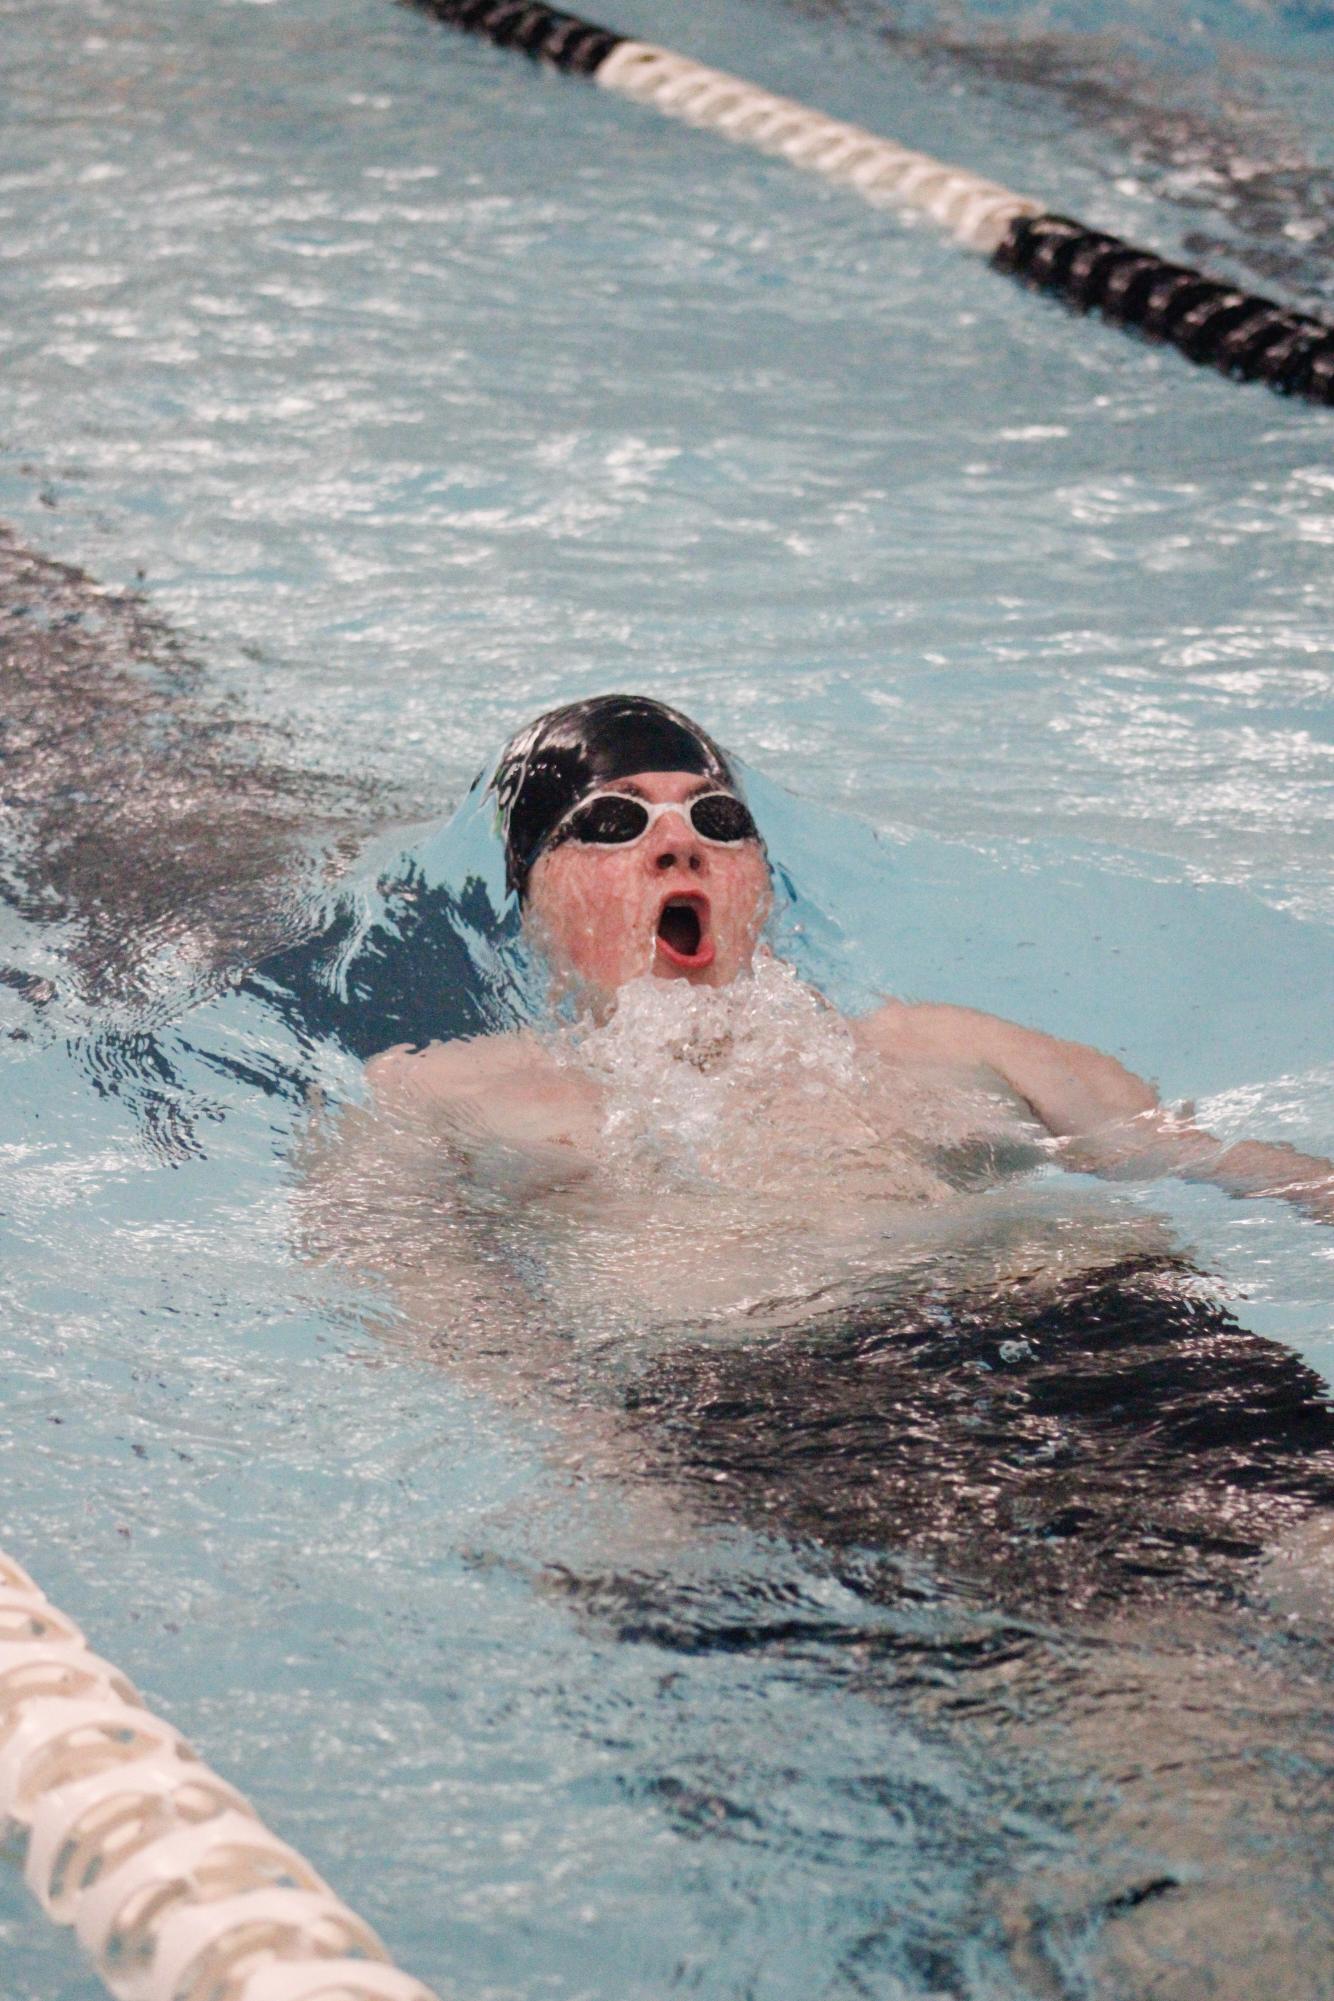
[655,894,715,970]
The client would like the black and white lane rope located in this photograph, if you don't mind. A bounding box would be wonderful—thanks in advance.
[404,0,1334,405]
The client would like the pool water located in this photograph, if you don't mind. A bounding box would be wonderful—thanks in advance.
[2,1,1333,1996]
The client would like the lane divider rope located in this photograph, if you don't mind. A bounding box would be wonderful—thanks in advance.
[403,0,1334,403]
[0,1549,438,2001]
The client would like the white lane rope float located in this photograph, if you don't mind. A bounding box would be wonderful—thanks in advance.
[0,1549,438,2001]
[403,0,1334,404]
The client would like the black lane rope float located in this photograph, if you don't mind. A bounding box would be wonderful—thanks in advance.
[402,0,1334,405]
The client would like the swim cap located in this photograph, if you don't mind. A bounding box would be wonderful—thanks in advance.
[492,693,738,898]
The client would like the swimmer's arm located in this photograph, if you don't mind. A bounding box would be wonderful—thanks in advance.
[861,1001,1334,1224]
[296,1047,529,1336]
[364,1034,518,1111]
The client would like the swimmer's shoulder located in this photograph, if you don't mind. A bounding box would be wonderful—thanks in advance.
[853,998,996,1068]
[855,998,1157,1135]
[366,1030,556,1111]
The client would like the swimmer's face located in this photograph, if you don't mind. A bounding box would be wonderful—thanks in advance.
[525,770,772,999]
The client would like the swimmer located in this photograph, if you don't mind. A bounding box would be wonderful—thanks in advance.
[367,693,1334,1229]
[325,699,1334,2000]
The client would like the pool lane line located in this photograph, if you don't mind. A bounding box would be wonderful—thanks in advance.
[0,1548,439,2001]
[402,0,1334,405]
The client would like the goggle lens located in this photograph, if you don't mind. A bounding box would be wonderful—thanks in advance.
[688,793,756,843]
[566,794,653,845]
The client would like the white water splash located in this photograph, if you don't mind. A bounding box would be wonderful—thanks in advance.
[550,956,1025,1207]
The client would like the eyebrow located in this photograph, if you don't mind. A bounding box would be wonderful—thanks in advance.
[607,778,718,801]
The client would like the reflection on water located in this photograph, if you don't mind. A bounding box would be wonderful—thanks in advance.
[0,523,398,1011]
[0,520,415,1161]
[636,1255,1334,1615]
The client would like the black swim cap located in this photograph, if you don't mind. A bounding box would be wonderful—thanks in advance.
[492,694,738,898]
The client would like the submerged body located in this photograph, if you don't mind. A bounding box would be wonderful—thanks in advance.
[362,955,1076,1328]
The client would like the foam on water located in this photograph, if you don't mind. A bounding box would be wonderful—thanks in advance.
[553,954,1012,1202]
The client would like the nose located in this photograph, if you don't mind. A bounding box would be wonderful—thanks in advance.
[646,807,704,875]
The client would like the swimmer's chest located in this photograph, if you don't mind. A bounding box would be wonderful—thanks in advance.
[461,1043,1040,1207]
[457,1055,605,1168]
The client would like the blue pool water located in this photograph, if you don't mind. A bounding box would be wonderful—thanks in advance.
[2,1,1333,1996]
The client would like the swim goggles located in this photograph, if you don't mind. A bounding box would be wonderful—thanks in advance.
[545,789,760,854]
